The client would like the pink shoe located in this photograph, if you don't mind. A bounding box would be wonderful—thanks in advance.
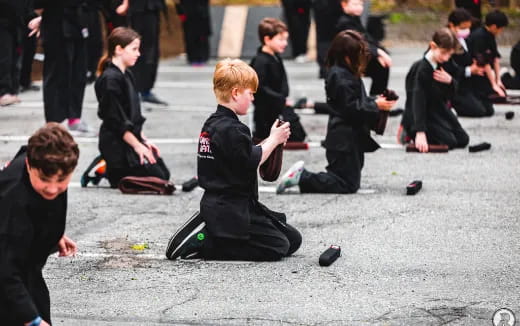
[0,94,21,106]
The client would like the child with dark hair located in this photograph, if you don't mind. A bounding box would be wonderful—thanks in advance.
[0,123,78,326]
[447,8,492,117]
[401,28,469,153]
[501,40,520,90]
[336,0,392,96]
[466,10,509,101]
[166,59,301,261]
[250,17,306,142]
[94,27,170,188]
[277,30,396,194]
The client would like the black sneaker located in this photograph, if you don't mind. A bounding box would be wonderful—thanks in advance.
[141,92,168,105]
[166,212,206,260]
[80,155,106,187]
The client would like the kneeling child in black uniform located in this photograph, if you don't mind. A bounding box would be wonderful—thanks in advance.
[277,30,396,194]
[166,59,302,261]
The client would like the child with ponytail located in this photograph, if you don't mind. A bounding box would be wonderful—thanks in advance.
[93,27,170,188]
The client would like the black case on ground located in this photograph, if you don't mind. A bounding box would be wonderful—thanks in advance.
[319,245,341,266]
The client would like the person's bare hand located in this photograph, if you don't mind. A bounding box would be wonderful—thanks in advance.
[58,235,77,257]
[415,132,429,153]
[116,2,129,16]
[375,96,396,111]
[134,143,156,165]
[433,68,452,84]
[285,98,294,107]
[496,79,506,92]
[28,16,42,37]
[269,119,290,145]
[492,84,506,97]
[146,142,161,157]
[377,50,392,68]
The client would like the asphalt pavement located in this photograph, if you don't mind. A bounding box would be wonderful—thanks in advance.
[0,46,519,326]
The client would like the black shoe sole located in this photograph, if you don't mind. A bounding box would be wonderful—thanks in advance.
[165,211,205,260]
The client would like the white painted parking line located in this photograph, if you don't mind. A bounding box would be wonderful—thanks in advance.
[68,182,377,195]
[0,135,403,150]
[74,252,166,260]
[157,65,412,74]
[9,101,216,112]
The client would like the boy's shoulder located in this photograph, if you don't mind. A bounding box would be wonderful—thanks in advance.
[0,151,33,214]
[251,50,282,67]
[469,26,493,40]
[204,107,249,136]
[0,147,27,196]
[336,13,361,29]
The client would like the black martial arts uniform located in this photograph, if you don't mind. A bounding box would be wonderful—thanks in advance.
[95,62,170,187]
[197,105,301,261]
[466,26,501,101]
[502,41,520,89]
[85,0,103,83]
[250,48,288,140]
[128,0,165,93]
[19,31,37,91]
[298,65,380,194]
[250,48,306,141]
[0,147,67,325]
[0,0,33,97]
[312,0,342,78]
[101,0,128,31]
[450,37,494,117]
[401,57,469,149]
[336,13,389,96]
[455,0,482,20]
[281,0,311,58]
[35,0,91,122]
[177,0,211,64]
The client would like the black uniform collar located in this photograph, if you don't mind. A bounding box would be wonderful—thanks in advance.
[216,105,239,120]
[256,46,281,62]
[105,61,126,75]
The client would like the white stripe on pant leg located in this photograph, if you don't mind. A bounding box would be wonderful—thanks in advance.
[218,6,249,58]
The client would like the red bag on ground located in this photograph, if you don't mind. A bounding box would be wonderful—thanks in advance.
[118,176,175,195]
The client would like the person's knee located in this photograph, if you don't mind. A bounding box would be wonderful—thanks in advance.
[457,132,469,148]
[261,239,290,261]
[285,225,302,257]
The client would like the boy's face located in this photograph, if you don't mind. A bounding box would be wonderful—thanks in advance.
[26,160,72,200]
[264,31,289,54]
[342,0,364,16]
[233,88,255,116]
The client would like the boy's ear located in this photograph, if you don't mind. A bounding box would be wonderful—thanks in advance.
[262,35,271,45]
[230,87,238,100]
[429,41,437,50]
